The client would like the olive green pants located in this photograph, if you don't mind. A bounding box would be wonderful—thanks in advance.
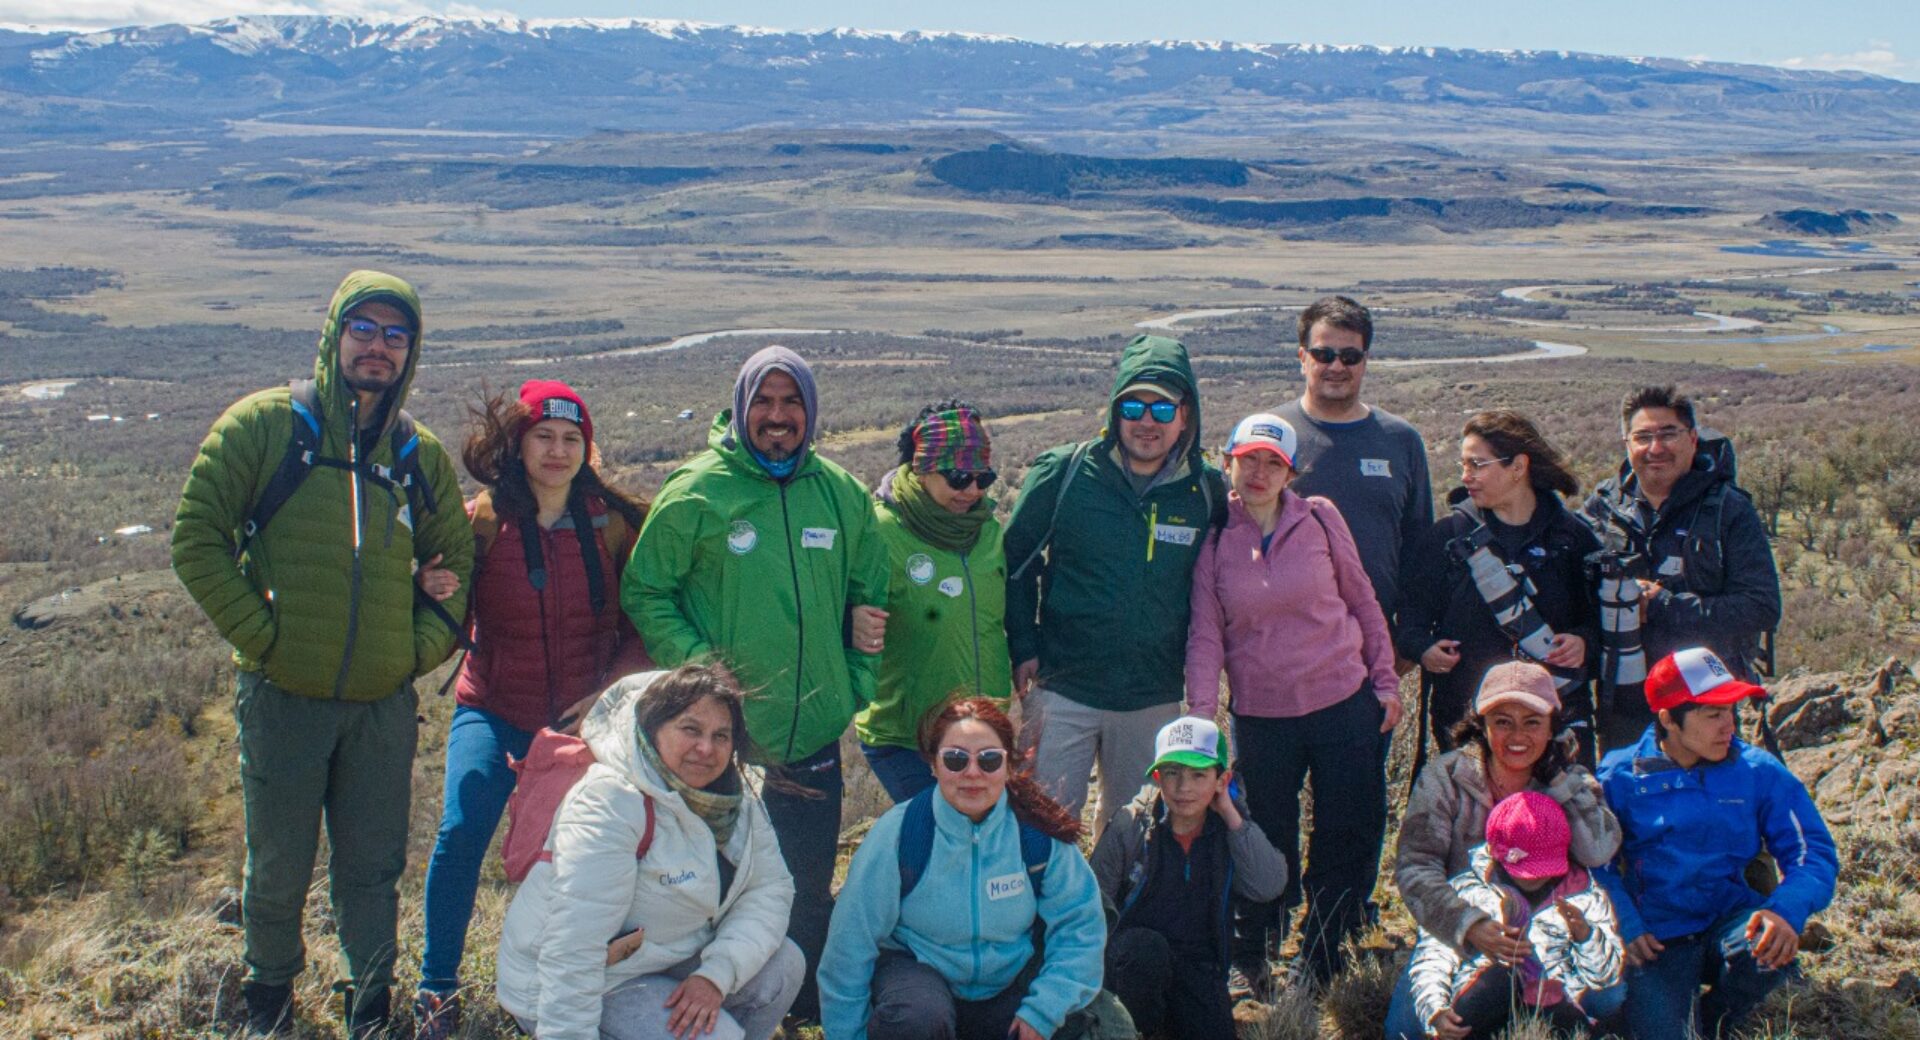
[234,672,417,1010]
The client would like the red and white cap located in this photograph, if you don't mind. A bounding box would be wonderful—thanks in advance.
[1644,647,1766,714]
[1226,412,1297,467]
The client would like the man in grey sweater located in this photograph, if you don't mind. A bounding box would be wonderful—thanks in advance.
[1276,295,1433,625]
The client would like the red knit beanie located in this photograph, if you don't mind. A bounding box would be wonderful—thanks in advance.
[517,379,592,447]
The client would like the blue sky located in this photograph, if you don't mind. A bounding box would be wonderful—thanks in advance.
[7,0,1916,80]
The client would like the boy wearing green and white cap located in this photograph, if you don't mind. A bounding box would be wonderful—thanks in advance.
[1090,717,1288,1037]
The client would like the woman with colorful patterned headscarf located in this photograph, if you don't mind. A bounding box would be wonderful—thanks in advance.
[855,399,1013,802]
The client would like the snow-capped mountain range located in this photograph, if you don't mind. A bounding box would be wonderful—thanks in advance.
[4,15,1917,147]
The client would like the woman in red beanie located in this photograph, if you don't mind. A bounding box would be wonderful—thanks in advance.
[413,380,651,1037]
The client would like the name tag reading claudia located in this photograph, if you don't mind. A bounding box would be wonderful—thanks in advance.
[986,872,1029,901]
[1152,524,1198,546]
[801,528,837,550]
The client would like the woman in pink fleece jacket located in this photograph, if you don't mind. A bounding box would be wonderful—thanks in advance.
[1186,412,1403,992]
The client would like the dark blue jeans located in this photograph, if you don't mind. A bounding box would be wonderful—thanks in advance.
[419,705,535,994]
[860,741,936,804]
[1625,911,1790,1040]
[763,741,844,1022]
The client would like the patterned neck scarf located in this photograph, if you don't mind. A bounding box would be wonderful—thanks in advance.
[637,723,743,848]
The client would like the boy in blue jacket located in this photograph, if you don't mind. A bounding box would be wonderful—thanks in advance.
[1595,648,1837,1040]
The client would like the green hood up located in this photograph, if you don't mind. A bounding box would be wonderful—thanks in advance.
[1103,334,1205,472]
[315,269,424,440]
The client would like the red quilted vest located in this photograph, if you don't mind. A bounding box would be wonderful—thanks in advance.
[455,493,649,733]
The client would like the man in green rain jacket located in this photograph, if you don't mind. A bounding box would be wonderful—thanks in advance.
[1004,334,1227,837]
[622,344,886,1021]
[171,271,472,1037]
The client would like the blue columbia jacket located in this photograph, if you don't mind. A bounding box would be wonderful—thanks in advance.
[1594,728,1836,943]
[818,791,1105,1039]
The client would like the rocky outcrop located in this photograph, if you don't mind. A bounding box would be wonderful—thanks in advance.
[1777,658,1917,828]
[1758,209,1901,236]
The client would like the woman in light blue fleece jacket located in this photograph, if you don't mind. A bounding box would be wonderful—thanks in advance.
[819,697,1106,1040]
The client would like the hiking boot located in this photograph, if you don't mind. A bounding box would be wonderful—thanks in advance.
[412,990,461,1040]
[347,986,393,1040]
[241,980,296,1036]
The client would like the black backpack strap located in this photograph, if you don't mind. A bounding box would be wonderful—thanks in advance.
[569,495,607,616]
[238,379,325,559]
[1010,440,1093,582]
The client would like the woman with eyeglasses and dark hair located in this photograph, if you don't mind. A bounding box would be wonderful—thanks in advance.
[821,697,1110,1040]
[1394,409,1604,770]
[411,380,652,1037]
[855,401,1013,802]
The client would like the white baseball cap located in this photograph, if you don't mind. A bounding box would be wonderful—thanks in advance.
[1226,413,1297,467]
[1147,716,1228,776]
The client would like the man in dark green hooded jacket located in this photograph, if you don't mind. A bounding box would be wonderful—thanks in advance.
[1004,334,1226,836]
[171,271,472,1037]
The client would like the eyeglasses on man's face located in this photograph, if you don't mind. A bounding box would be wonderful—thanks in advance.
[1626,426,1690,449]
[1118,398,1180,424]
[1305,346,1367,367]
[343,317,413,351]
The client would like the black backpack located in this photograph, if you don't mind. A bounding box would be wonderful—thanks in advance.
[237,378,462,641]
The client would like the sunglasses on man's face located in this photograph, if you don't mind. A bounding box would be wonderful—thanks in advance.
[940,469,997,491]
[938,747,1008,774]
[1305,346,1367,367]
[343,317,413,350]
[1117,398,1180,424]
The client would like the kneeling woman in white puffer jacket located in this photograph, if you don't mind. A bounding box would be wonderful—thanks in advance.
[497,665,803,1040]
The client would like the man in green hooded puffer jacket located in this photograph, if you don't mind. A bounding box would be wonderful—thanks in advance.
[171,271,472,1037]
[1004,334,1227,838]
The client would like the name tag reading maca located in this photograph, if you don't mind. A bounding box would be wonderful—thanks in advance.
[1361,459,1392,477]
[1153,524,1198,546]
[801,528,837,550]
[986,871,1029,901]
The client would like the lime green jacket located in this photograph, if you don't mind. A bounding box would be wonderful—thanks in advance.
[170,271,472,700]
[622,413,888,763]
[855,496,1010,750]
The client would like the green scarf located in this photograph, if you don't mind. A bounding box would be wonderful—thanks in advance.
[893,465,994,553]
[637,725,743,849]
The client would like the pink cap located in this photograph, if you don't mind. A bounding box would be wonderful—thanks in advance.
[1485,791,1571,881]
[1474,661,1561,717]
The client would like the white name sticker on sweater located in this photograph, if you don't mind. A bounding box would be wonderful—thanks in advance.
[1361,458,1392,477]
[986,872,1029,901]
[802,527,837,550]
[1153,524,1197,547]
[938,576,965,598]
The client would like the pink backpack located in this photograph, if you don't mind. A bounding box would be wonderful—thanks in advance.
[502,728,654,883]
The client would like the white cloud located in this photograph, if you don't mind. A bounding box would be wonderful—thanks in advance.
[1776,40,1917,81]
[0,0,507,31]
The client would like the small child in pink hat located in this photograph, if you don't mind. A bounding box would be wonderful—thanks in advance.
[1406,791,1625,1038]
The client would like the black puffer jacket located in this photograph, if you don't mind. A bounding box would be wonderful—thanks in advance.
[1580,432,1781,680]
[1396,489,1601,737]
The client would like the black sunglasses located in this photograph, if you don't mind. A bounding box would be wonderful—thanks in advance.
[344,317,413,350]
[940,469,997,491]
[1305,346,1367,367]
[1117,398,1180,423]
[938,747,1008,774]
